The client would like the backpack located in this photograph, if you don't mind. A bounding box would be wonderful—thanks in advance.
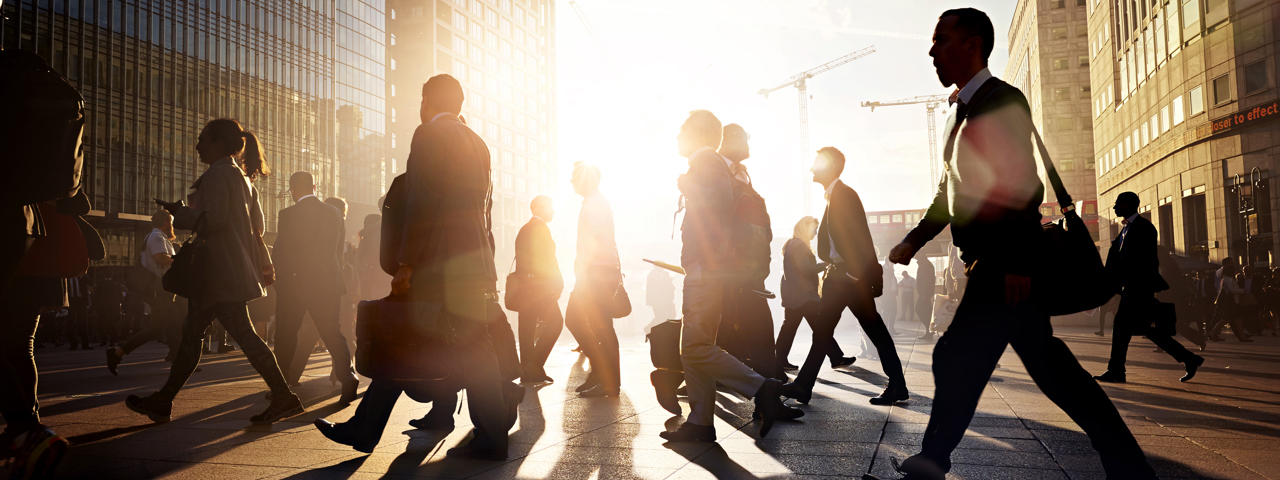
[723,165,773,283]
[0,50,86,206]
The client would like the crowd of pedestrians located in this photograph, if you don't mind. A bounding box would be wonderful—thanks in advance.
[2,6,1267,480]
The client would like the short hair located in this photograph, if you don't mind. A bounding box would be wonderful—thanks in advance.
[289,171,314,190]
[324,196,348,211]
[816,146,846,172]
[530,195,552,214]
[684,110,722,149]
[723,123,747,141]
[151,209,171,227]
[1117,191,1140,206]
[422,74,464,114]
[941,8,995,63]
[571,162,601,191]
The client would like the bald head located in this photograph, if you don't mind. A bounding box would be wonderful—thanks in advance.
[530,195,554,223]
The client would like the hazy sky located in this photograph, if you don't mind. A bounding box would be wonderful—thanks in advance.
[549,0,1017,270]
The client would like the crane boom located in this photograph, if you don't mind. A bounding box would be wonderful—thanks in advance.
[758,45,875,214]
[757,46,877,97]
[860,94,951,189]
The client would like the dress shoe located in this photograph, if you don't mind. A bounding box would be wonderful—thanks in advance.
[1093,371,1126,383]
[339,374,360,404]
[578,385,619,398]
[651,369,684,415]
[539,375,555,385]
[314,419,375,453]
[1181,356,1204,382]
[755,405,805,421]
[780,382,812,404]
[251,393,305,424]
[106,347,123,376]
[831,356,857,369]
[1208,334,1225,342]
[753,378,788,437]
[574,374,600,393]
[658,422,715,443]
[408,414,455,431]
[217,343,236,353]
[1094,330,1105,336]
[125,394,172,423]
[446,441,507,461]
[780,362,799,371]
[869,385,909,405]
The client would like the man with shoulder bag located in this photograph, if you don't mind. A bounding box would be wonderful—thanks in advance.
[868,9,1157,480]
[107,210,181,374]
[314,74,515,460]
[510,195,564,386]
[1093,192,1204,384]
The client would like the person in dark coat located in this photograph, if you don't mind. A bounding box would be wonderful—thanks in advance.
[93,275,123,346]
[271,172,358,402]
[915,253,937,341]
[314,75,516,460]
[782,147,906,406]
[126,118,303,426]
[776,216,854,372]
[513,195,564,386]
[1094,192,1204,383]
[1157,246,1207,350]
[357,213,392,300]
[872,9,1157,480]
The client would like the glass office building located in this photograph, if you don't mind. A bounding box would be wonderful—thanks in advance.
[1,0,387,265]
[385,0,557,267]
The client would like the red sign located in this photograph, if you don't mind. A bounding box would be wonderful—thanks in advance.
[1211,100,1280,134]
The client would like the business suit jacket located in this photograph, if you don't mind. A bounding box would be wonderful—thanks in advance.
[902,78,1045,278]
[173,157,266,305]
[679,149,733,271]
[273,196,347,297]
[1107,215,1169,297]
[514,216,564,298]
[817,180,879,283]
[396,114,496,307]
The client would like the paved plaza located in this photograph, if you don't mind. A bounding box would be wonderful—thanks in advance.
[21,323,1280,480]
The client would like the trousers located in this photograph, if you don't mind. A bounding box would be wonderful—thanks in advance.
[119,294,182,356]
[901,296,1156,479]
[518,297,563,379]
[718,282,780,379]
[775,301,844,368]
[794,268,905,390]
[273,289,353,382]
[1108,295,1198,372]
[157,300,292,400]
[564,270,620,389]
[680,265,765,426]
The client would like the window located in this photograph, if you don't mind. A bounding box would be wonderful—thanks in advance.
[1204,0,1227,26]
[1078,55,1089,68]
[1051,117,1073,131]
[453,36,467,53]
[868,216,879,224]
[892,214,903,223]
[880,215,890,224]
[1182,0,1200,37]
[1212,74,1230,105]
[1077,24,1088,37]
[1167,5,1181,53]
[1189,85,1204,115]
[1150,114,1160,140]
[1085,157,1096,170]
[1053,58,1070,69]
[1161,105,1170,132]
[1245,61,1268,94]
[1054,87,1071,101]
[1052,27,1068,40]
[1061,158,1075,171]
[1173,95,1186,124]
[1080,85,1091,96]
[411,7,423,17]
[1051,0,1065,8]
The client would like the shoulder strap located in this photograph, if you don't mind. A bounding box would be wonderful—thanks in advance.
[977,82,1075,215]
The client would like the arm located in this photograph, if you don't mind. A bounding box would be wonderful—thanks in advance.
[901,176,951,254]
[840,189,878,274]
[272,209,294,275]
[396,125,438,267]
[174,169,231,232]
[687,152,734,217]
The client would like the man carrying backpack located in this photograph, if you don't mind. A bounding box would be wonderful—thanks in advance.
[1,48,87,480]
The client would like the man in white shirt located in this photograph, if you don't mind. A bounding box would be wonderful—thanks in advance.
[107,210,179,375]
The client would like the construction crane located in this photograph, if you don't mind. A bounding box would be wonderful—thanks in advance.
[759,45,875,215]
[861,94,951,189]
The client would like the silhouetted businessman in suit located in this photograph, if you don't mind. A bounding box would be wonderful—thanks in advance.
[1094,192,1204,383]
[783,146,906,406]
[514,195,564,385]
[272,171,358,402]
[313,74,512,460]
[868,9,1157,480]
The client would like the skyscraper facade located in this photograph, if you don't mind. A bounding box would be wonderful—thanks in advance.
[1007,0,1101,241]
[1,0,386,264]
[1088,0,1278,264]
[385,0,557,266]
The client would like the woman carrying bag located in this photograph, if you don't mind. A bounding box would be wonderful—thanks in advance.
[124,118,303,424]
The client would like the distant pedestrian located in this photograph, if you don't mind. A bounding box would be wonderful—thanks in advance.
[565,162,623,398]
[513,195,565,386]
[106,209,181,375]
[776,216,854,372]
[915,253,936,341]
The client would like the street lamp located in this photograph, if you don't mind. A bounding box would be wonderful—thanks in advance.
[1231,167,1267,266]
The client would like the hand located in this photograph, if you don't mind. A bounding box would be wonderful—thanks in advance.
[1004,274,1031,305]
[888,243,916,265]
[154,198,185,215]
[391,264,413,296]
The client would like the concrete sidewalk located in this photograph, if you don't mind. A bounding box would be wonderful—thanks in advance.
[18,325,1280,479]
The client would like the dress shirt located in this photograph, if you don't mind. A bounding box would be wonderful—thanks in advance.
[823,180,844,264]
[1116,213,1139,249]
[430,112,451,123]
[955,67,993,106]
[296,194,317,203]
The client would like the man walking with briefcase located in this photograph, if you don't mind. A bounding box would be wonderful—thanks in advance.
[1094,192,1204,384]
[313,74,512,460]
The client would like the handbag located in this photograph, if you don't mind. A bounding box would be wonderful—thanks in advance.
[355,297,456,381]
[503,259,532,312]
[610,279,632,318]
[17,202,89,278]
[253,231,275,287]
[1028,126,1114,315]
[163,214,207,299]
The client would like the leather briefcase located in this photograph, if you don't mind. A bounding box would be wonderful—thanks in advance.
[647,319,683,372]
[355,298,456,382]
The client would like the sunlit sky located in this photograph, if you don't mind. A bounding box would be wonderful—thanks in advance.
[547,0,1017,272]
